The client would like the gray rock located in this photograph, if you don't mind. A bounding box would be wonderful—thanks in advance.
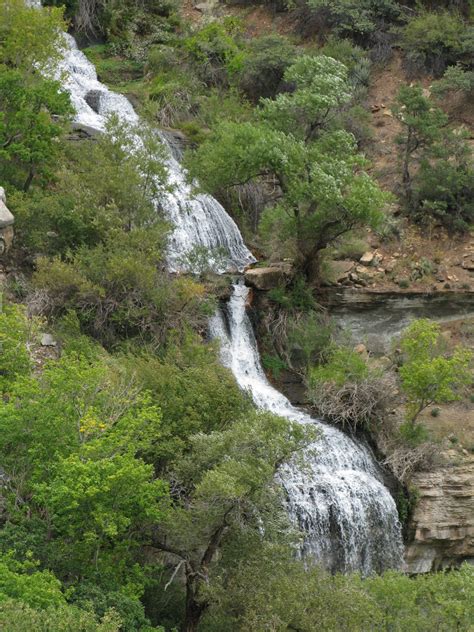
[85,90,104,114]
[41,333,57,347]
[329,260,354,283]
[0,199,14,229]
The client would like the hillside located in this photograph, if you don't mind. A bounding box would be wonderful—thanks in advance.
[0,1,473,630]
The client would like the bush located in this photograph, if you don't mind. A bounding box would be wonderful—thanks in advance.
[295,0,401,45]
[237,34,297,101]
[0,304,35,392]
[400,11,474,76]
[399,319,473,425]
[183,19,245,87]
[415,131,474,232]
[31,232,212,348]
[432,64,474,98]
[309,346,370,387]
[12,116,170,259]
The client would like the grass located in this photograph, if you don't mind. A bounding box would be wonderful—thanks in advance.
[332,236,369,261]
[83,45,145,88]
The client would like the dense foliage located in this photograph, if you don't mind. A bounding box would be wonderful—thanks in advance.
[1,1,474,630]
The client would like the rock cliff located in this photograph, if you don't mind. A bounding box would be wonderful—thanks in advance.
[406,456,474,573]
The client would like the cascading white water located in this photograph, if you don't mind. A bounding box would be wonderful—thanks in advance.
[210,282,403,574]
[36,4,403,574]
[55,32,255,272]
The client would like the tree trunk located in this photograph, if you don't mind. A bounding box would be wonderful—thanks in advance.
[183,575,206,632]
[402,128,413,208]
[23,167,35,193]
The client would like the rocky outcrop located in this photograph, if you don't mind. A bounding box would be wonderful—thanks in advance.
[405,457,474,573]
[245,263,293,291]
[0,187,14,254]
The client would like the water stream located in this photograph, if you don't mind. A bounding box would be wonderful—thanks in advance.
[41,12,403,574]
[210,282,403,573]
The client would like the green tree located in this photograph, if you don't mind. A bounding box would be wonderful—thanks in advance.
[400,10,474,76]
[0,599,121,632]
[148,411,313,632]
[0,70,71,191]
[188,56,386,281]
[432,64,474,99]
[393,84,447,208]
[0,0,66,72]
[399,319,472,425]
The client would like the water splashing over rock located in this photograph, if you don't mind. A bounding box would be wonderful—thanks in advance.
[210,282,403,574]
[57,33,255,272]
[42,14,403,573]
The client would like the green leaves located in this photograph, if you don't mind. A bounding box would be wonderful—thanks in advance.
[0,0,66,72]
[35,454,166,541]
[187,54,386,280]
[261,55,351,139]
[0,69,72,190]
[399,319,473,424]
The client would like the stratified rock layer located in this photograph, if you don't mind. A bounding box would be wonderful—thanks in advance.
[406,457,474,572]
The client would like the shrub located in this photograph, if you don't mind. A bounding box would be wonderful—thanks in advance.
[295,0,401,45]
[432,64,474,98]
[183,19,245,87]
[399,319,473,425]
[0,304,35,392]
[31,232,212,348]
[415,135,474,232]
[400,11,474,76]
[12,116,170,259]
[237,34,297,101]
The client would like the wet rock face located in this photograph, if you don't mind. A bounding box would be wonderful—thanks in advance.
[405,458,474,573]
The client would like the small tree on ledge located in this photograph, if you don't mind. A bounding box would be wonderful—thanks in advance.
[399,319,472,427]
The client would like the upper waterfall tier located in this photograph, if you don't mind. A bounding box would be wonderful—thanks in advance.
[57,33,255,272]
[210,282,403,574]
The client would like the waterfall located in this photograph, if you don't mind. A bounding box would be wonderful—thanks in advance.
[40,9,403,574]
[55,33,255,273]
[210,282,403,573]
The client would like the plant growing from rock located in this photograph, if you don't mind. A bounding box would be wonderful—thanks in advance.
[399,319,472,427]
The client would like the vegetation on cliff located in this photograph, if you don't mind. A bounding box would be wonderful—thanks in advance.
[0,0,473,630]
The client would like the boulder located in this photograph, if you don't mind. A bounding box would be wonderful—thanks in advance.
[360,251,375,265]
[329,260,354,283]
[41,333,57,347]
[244,265,291,291]
[0,188,14,254]
[85,89,104,113]
[0,199,14,229]
[405,458,474,573]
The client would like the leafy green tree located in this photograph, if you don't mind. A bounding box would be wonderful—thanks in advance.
[399,319,472,425]
[237,34,296,102]
[148,411,313,632]
[12,116,170,258]
[0,599,121,632]
[393,85,448,208]
[400,10,474,76]
[0,70,71,191]
[0,0,66,72]
[298,0,401,44]
[125,334,252,468]
[0,554,65,609]
[188,56,386,281]
[0,303,34,392]
[432,64,474,99]
[415,128,474,232]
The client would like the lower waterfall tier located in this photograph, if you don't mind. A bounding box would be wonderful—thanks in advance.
[210,281,403,574]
